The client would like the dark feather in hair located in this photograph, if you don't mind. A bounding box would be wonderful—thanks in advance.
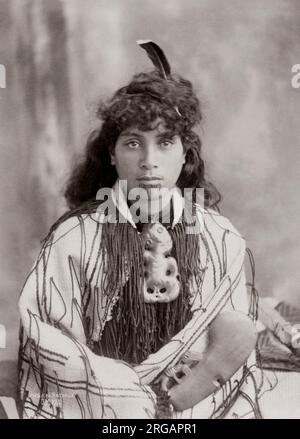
[137,39,171,79]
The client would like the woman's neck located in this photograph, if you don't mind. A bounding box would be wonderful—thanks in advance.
[127,187,175,225]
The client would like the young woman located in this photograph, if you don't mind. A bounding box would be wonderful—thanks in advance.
[17,42,260,419]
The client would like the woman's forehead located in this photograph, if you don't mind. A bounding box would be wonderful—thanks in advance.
[120,119,175,136]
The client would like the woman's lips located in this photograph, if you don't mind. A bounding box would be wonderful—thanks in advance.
[137,176,163,181]
[137,176,163,188]
[138,182,162,189]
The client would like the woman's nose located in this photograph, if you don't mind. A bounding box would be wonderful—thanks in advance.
[139,146,158,170]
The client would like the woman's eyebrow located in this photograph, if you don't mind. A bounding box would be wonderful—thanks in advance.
[119,131,143,138]
[156,130,175,139]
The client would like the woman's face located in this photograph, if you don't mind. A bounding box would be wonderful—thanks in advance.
[112,119,186,201]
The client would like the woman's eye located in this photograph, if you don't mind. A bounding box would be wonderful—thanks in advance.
[160,139,173,148]
[126,141,140,149]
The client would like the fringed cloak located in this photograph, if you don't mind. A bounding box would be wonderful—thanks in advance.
[17,182,260,419]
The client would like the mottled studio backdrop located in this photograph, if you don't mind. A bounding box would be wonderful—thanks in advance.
[0,0,299,361]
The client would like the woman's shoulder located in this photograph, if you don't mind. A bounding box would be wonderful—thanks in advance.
[43,209,100,248]
[201,207,244,238]
[192,203,242,236]
[194,205,246,258]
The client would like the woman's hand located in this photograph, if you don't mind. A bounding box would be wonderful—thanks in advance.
[162,311,257,411]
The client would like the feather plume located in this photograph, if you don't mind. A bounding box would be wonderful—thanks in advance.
[137,39,171,79]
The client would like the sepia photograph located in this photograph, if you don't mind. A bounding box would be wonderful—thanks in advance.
[0,0,300,422]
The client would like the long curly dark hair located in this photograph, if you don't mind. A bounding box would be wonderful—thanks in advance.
[64,70,221,210]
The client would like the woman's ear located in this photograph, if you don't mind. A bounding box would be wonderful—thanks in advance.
[110,154,115,165]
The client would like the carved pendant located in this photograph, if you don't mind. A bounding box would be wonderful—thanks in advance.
[141,223,181,303]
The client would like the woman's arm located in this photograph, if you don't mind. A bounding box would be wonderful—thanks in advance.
[18,217,155,419]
